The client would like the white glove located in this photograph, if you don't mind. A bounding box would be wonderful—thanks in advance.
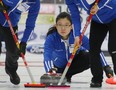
[86,0,95,5]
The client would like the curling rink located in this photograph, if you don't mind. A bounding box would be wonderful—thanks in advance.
[0,1,115,89]
[0,52,116,90]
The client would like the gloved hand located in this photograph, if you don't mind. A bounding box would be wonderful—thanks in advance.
[0,2,9,12]
[49,68,58,74]
[20,42,27,55]
[103,65,114,78]
[0,3,4,12]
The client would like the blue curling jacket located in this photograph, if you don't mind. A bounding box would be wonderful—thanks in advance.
[44,31,89,73]
[0,0,40,42]
[65,0,116,37]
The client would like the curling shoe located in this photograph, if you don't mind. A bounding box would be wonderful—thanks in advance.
[66,76,71,83]
[5,68,20,85]
[90,82,102,88]
[67,78,71,83]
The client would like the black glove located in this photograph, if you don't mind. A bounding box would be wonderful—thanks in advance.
[20,42,27,55]
[0,4,4,12]
[103,65,114,78]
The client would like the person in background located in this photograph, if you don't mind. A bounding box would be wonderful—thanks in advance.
[43,12,113,83]
[65,0,116,87]
[0,0,40,85]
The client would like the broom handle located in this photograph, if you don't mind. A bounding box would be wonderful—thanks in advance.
[58,0,99,85]
[0,0,35,83]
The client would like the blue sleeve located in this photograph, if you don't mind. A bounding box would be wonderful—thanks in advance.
[21,0,40,42]
[81,35,90,50]
[44,35,55,73]
[98,0,111,9]
[2,0,20,7]
[65,0,81,37]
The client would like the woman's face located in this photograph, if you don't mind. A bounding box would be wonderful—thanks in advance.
[56,18,72,40]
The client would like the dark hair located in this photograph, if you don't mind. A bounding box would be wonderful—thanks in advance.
[46,12,72,36]
[56,12,72,24]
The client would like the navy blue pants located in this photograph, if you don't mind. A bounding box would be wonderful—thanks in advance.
[55,50,90,79]
[0,24,19,72]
